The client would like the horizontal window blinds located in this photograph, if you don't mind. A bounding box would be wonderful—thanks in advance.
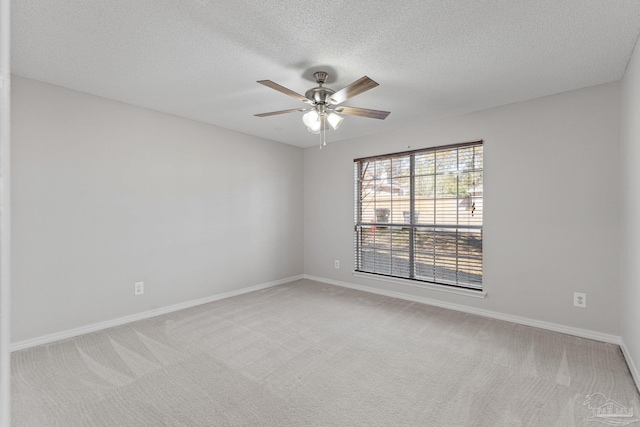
[354,141,483,290]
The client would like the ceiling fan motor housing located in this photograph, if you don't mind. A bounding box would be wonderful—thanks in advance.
[304,71,335,105]
[305,86,335,105]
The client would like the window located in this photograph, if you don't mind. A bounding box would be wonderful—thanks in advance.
[354,141,483,290]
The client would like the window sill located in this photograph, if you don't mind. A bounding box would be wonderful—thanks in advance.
[351,271,487,299]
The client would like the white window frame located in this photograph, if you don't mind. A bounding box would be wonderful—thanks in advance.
[354,141,483,292]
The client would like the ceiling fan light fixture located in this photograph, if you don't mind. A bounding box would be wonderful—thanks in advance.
[327,112,343,130]
[309,122,322,133]
[306,116,322,133]
[302,109,320,128]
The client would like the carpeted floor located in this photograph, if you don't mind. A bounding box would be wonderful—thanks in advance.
[11,279,640,426]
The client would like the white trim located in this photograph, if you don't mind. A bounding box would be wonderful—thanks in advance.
[0,0,10,423]
[305,275,621,345]
[620,341,640,393]
[352,271,486,299]
[11,275,304,352]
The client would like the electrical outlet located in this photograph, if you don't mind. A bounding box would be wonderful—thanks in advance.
[334,260,340,269]
[134,282,144,296]
[574,292,586,308]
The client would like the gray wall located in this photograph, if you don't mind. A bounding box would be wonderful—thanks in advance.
[11,76,304,342]
[621,38,640,382]
[304,82,621,335]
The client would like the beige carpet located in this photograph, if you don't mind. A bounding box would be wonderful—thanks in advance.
[12,279,640,426]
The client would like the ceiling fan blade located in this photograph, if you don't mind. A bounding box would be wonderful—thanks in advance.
[335,106,390,120]
[254,108,306,117]
[257,80,313,104]
[329,76,379,105]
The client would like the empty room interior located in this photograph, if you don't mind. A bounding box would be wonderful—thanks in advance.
[5,1,640,426]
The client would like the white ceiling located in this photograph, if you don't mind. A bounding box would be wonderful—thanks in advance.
[11,1,640,148]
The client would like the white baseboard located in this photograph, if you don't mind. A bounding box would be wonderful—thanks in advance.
[11,275,304,352]
[620,341,640,393]
[304,274,622,346]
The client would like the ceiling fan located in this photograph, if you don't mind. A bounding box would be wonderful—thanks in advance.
[254,71,390,145]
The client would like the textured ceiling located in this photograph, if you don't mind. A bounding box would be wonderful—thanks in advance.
[11,0,640,148]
